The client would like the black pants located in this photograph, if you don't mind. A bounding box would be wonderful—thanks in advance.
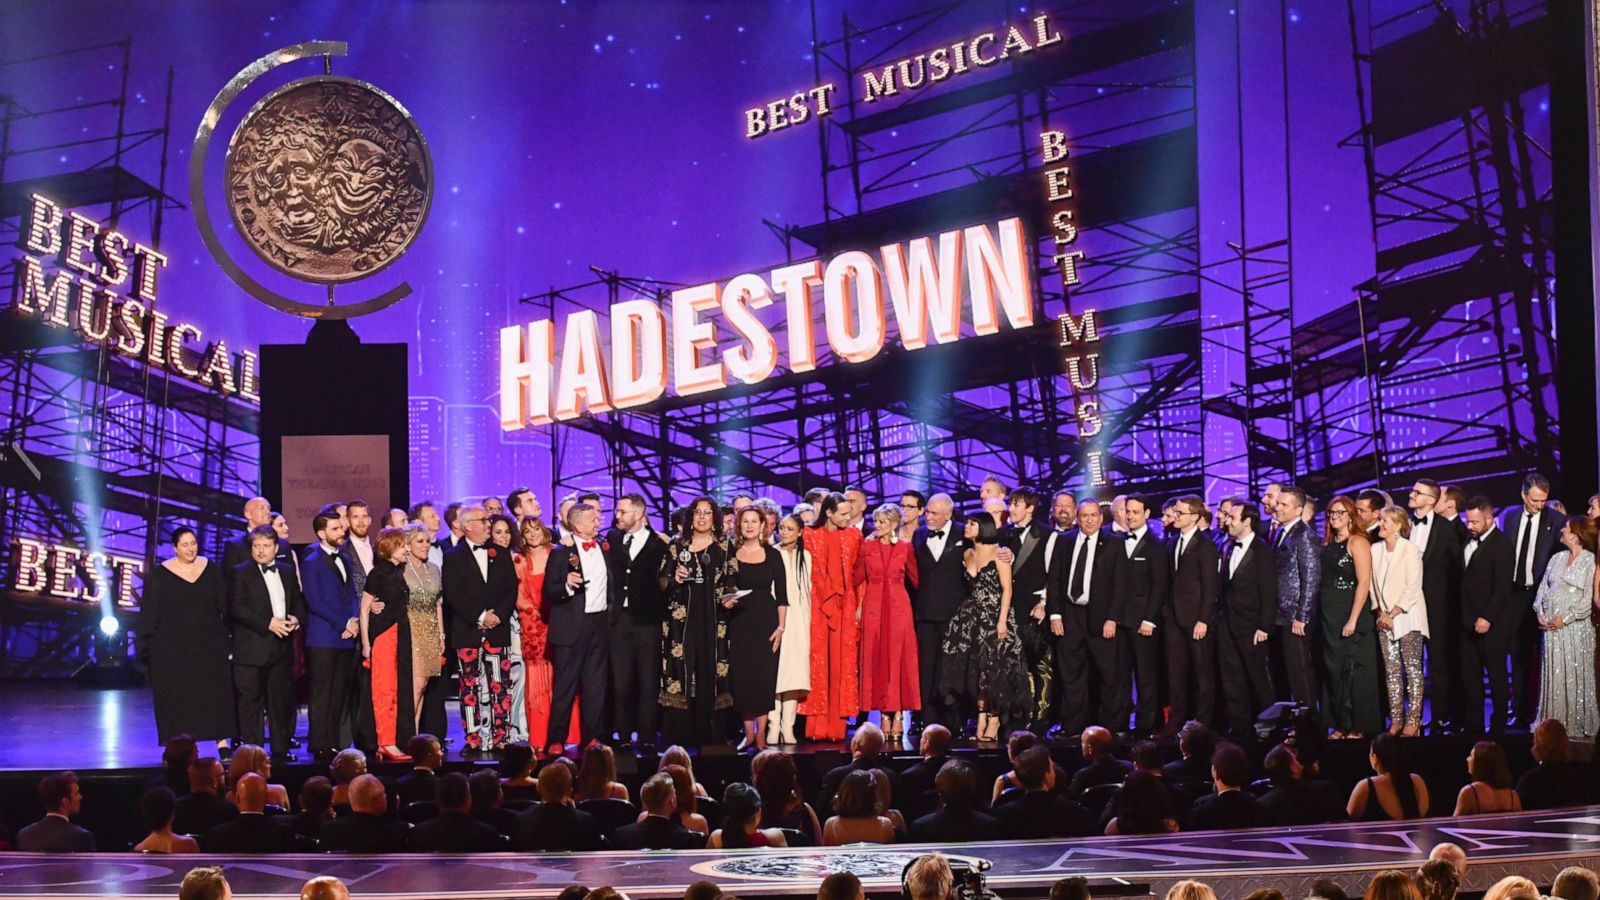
[1124,627,1162,732]
[1163,615,1216,726]
[550,611,610,747]
[234,658,294,755]
[1424,587,1459,722]
[1461,628,1512,733]
[1088,621,1125,729]
[1052,605,1091,735]
[609,613,661,743]
[1509,586,1540,720]
[1280,624,1320,712]
[420,675,450,740]
[307,647,354,752]
[914,619,950,727]
[1219,626,1274,733]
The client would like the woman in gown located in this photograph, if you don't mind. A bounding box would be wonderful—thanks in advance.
[938,515,1029,741]
[1535,516,1598,738]
[138,525,236,750]
[769,514,812,745]
[659,497,733,747]
[1319,495,1384,738]
[489,515,528,742]
[513,516,579,752]
[798,493,863,742]
[728,508,788,751]
[402,524,444,735]
[857,503,920,742]
[361,527,414,762]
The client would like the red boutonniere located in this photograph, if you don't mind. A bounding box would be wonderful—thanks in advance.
[601,540,611,553]
[486,548,498,559]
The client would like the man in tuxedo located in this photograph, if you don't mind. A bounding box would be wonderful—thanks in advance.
[606,493,668,747]
[1188,743,1267,830]
[899,724,953,820]
[1000,487,1054,730]
[222,497,297,591]
[229,526,304,761]
[302,508,359,758]
[507,487,542,520]
[438,502,465,554]
[912,495,964,729]
[203,774,295,853]
[320,775,409,852]
[1271,487,1321,711]
[1112,495,1170,736]
[994,746,1095,839]
[409,773,506,852]
[909,760,1000,843]
[394,734,443,807]
[1355,490,1386,542]
[1438,486,1469,539]
[1046,499,1120,736]
[16,772,95,852]
[442,505,518,753]
[1162,495,1221,737]
[173,758,239,836]
[1213,498,1237,551]
[611,773,706,850]
[1463,495,1517,733]
[1067,726,1131,793]
[1259,483,1284,541]
[1504,473,1567,724]
[1218,503,1278,736]
[513,760,603,851]
[338,500,379,751]
[543,502,612,750]
[1407,479,1464,731]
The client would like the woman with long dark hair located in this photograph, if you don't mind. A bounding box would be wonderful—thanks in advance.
[1347,732,1430,820]
[769,514,812,744]
[660,497,733,747]
[754,749,821,844]
[709,783,787,848]
[138,525,236,754]
[798,492,863,741]
[938,514,1030,741]
[1320,495,1383,738]
[728,508,788,751]
[1452,740,1521,815]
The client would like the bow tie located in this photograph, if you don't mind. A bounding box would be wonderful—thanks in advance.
[1232,543,1246,555]
[929,529,946,540]
[1413,514,1429,525]
[582,540,598,551]
[471,544,487,553]
[260,563,277,574]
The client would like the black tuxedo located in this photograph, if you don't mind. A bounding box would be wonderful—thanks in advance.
[1218,537,1278,733]
[1411,513,1463,721]
[606,526,668,742]
[1001,520,1055,729]
[441,541,518,649]
[1164,530,1221,728]
[203,813,296,853]
[994,791,1095,839]
[1045,527,1121,732]
[1460,526,1515,732]
[912,524,965,724]
[223,533,299,591]
[819,756,902,817]
[408,810,508,852]
[173,792,239,837]
[1504,506,1569,720]
[1066,757,1131,794]
[319,812,409,852]
[611,814,706,850]
[898,753,951,820]
[1112,529,1170,732]
[1259,778,1345,825]
[909,806,1001,843]
[229,560,304,755]
[513,802,604,851]
[15,815,96,852]
[542,543,611,746]
[395,769,440,808]
[1189,790,1268,831]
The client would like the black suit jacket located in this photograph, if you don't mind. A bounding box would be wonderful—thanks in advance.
[910,806,1001,843]
[319,812,410,852]
[228,561,307,666]
[202,813,296,853]
[1189,790,1268,831]
[408,810,509,852]
[911,527,967,623]
[441,540,518,647]
[513,802,603,851]
[899,754,951,818]
[1167,530,1221,629]
[819,756,901,817]
[1516,761,1590,810]
[1068,757,1131,794]
[1462,527,1516,626]
[605,527,670,624]
[543,543,621,646]
[1414,514,1462,605]
[1503,507,1569,588]
[1045,527,1122,625]
[395,769,440,808]
[611,815,706,850]
[1001,521,1053,613]
[1112,530,1170,627]
[173,792,239,836]
[224,533,299,586]
[1221,538,1278,638]
[1259,778,1346,825]
[994,791,1095,838]
[16,815,96,852]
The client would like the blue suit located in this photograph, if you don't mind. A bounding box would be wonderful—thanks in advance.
[302,546,357,649]
[302,544,358,753]
[1272,520,1322,709]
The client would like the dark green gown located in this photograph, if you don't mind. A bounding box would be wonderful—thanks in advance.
[1319,538,1384,734]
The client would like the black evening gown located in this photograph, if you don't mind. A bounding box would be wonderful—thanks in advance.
[1319,539,1384,734]
[727,546,789,718]
[139,562,237,743]
[937,560,1031,725]
[660,540,733,746]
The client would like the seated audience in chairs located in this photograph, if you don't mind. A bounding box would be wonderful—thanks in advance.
[1101,741,1193,829]
[1310,880,1350,900]
[683,881,720,900]
[1259,743,1345,825]
[904,854,956,900]
[822,770,894,845]
[409,772,507,852]
[291,777,335,843]
[577,742,630,802]
[153,734,197,798]
[1105,770,1179,834]
[819,872,865,900]
[1189,743,1267,831]
[995,746,1095,839]
[1051,878,1092,900]
[659,763,710,835]
[1070,727,1132,794]
[710,782,788,848]
[819,723,900,816]
[612,772,706,850]
[132,786,199,853]
[1347,734,1429,821]
[755,751,822,845]
[179,866,231,900]
[870,769,908,835]
[1166,880,1217,900]
[204,773,296,853]
[1414,859,1461,900]
[319,774,408,852]
[515,757,603,851]
[1163,721,1217,787]
[1243,890,1285,900]
[500,742,540,803]
[991,730,1070,808]
[226,745,291,810]
[395,734,443,807]
[1453,740,1522,815]
[1363,871,1422,900]
[302,876,353,900]
[1428,843,1468,881]
[1552,866,1600,900]
[910,760,1000,843]
[1517,719,1588,810]
[899,725,953,820]
[471,769,520,836]
[1483,877,1540,900]
[659,745,712,799]
[328,749,367,814]
[173,758,238,837]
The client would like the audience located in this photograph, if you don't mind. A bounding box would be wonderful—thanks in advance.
[683,881,720,900]
[328,750,367,812]
[819,723,899,816]
[821,770,894,845]
[1554,866,1600,900]
[1364,870,1422,900]
[178,866,231,900]
[577,742,631,802]
[292,777,335,842]
[900,724,953,818]
[396,734,444,807]
[661,763,711,835]
[1518,719,1586,810]
[1312,879,1351,900]
[1259,743,1345,825]
[1347,734,1429,821]
[1070,726,1132,793]
[470,769,519,835]
[1164,721,1217,785]
[1243,890,1285,900]
[515,757,603,851]
[612,772,705,850]
[132,786,198,853]
[1051,877,1092,900]
[320,774,408,852]
[754,751,822,844]
[1483,877,1540,900]
[709,783,787,848]
[994,746,1094,838]
[910,760,1000,843]
[819,872,864,900]
[1427,843,1469,881]
[870,768,908,834]
[500,742,540,802]
[301,876,352,900]
[226,745,291,810]
[557,887,592,900]
[659,745,711,798]
[155,734,198,797]
[1189,743,1267,831]
[1167,880,1218,900]
[204,773,296,853]
[1452,741,1522,815]
[1105,770,1178,835]
[173,757,238,837]
[904,853,955,900]
[1414,859,1460,900]
[409,772,506,852]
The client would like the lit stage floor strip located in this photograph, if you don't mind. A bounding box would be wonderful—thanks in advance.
[3,808,1600,900]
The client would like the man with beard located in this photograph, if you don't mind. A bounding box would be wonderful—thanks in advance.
[998,488,1054,732]
[606,494,668,747]
[303,507,360,758]
[340,500,378,750]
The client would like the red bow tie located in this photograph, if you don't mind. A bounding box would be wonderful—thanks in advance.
[582,540,598,551]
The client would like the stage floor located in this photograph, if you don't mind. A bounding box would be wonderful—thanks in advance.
[2,808,1599,900]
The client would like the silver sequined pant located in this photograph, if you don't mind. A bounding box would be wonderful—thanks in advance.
[1381,631,1425,729]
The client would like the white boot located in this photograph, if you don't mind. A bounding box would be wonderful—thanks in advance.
[780,698,798,744]
[766,703,782,744]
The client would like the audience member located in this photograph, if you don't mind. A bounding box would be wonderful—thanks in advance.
[156,734,198,797]
[871,768,908,834]
[320,774,408,852]
[1166,880,1217,900]
[409,772,506,852]
[613,772,705,850]
[819,723,899,816]
[1517,719,1587,810]
[225,745,290,810]
[470,769,519,836]
[395,734,444,807]
[1414,859,1460,900]
[1364,871,1422,900]
[577,742,630,802]
[1164,721,1217,785]
[710,782,787,848]
[1347,734,1429,821]
[1552,867,1600,900]
[754,751,822,844]
[995,746,1094,838]
[204,773,295,853]
[661,763,710,835]
[300,876,351,900]
[660,745,711,798]
[178,866,231,900]
[1453,740,1522,815]
[1482,877,1539,900]
[819,872,864,900]
[911,760,1001,843]
[292,777,335,842]
[1105,770,1179,835]
[1428,843,1469,880]
[900,724,953,818]
[1050,877,1092,900]
[821,770,894,845]
[328,749,367,813]
[500,742,540,802]
[1071,727,1132,793]
[173,758,238,837]
[1311,879,1350,900]
[683,881,720,900]
[515,758,603,851]
[1243,890,1285,900]
[132,786,199,853]
[588,889,630,900]
[905,854,956,900]
[1259,743,1345,825]
[558,887,592,900]
[1189,743,1268,830]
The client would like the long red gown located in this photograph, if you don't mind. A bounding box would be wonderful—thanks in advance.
[515,551,580,749]
[857,538,921,712]
[798,526,862,740]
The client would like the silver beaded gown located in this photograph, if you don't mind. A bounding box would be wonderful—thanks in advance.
[1534,548,1597,740]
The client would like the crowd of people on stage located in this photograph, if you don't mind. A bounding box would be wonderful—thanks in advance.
[133,470,1599,762]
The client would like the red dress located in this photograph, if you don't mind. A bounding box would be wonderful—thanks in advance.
[856,539,921,712]
[515,551,580,749]
[798,526,862,740]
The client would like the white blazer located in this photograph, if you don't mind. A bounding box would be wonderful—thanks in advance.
[1370,536,1428,639]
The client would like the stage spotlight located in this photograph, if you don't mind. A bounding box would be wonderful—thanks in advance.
[75,611,142,689]
[99,615,119,637]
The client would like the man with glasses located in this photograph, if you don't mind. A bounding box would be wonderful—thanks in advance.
[1161,496,1221,737]
[1503,473,1567,726]
[1407,479,1463,732]
[899,491,925,543]
[442,505,519,752]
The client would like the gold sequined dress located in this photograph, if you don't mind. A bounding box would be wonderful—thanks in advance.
[404,559,444,678]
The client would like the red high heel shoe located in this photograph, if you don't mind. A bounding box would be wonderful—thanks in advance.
[376,746,412,763]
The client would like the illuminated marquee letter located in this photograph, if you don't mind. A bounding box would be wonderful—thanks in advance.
[46,545,82,599]
[771,261,822,374]
[672,283,726,396]
[114,298,147,356]
[966,217,1034,334]
[720,273,778,384]
[63,211,101,277]
[823,251,886,364]
[881,230,964,349]
[500,321,555,429]
[609,299,668,409]
[198,340,238,395]
[13,256,75,327]
[76,286,115,342]
[167,322,204,379]
[1041,130,1068,165]
[131,243,167,302]
[553,310,613,420]
[1076,399,1103,437]
[98,229,132,286]
[1065,352,1100,391]
[238,349,261,404]
[12,538,48,593]
[24,194,63,255]
[1058,309,1099,345]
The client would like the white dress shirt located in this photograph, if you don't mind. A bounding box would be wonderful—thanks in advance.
[1411,513,1432,554]
[1464,523,1495,567]
[320,543,347,581]
[466,542,490,581]
[349,535,374,574]
[571,538,609,614]
[1051,530,1101,619]
[624,525,648,561]
[925,524,952,561]
[261,563,287,619]
[1516,510,1541,586]
[1228,532,1255,579]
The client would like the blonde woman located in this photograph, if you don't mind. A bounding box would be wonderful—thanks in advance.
[857,503,920,741]
[1370,506,1428,737]
[769,514,812,744]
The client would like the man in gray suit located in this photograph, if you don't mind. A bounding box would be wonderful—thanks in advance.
[17,771,95,852]
[1270,487,1321,712]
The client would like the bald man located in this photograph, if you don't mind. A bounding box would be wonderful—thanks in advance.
[1067,727,1130,793]
[224,496,298,594]
[202,774,295,853]
[300,878,351,900]
[319,774,407,852]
